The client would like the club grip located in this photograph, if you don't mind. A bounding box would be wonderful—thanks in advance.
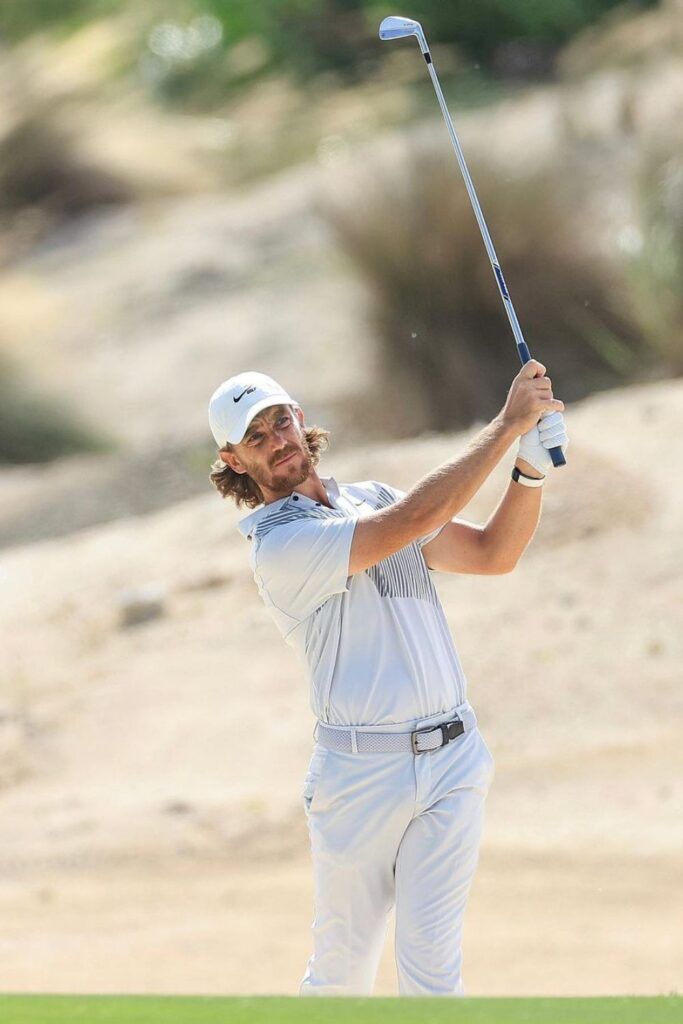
[549,445,567,467]
[517,342,567,469]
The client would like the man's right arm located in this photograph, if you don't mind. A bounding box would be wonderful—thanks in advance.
[348,359,564,575]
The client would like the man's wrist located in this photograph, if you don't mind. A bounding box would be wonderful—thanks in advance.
[514,456,545,480]
[493,412,522,446]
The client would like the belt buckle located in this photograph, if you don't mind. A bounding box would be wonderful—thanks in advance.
[410,725,438,754]
[411,717,464,755]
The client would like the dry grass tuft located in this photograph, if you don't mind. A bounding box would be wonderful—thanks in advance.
[323,138,652,435]
[0,102,131,239]
[0,349,114,465]
[628,147,683,374]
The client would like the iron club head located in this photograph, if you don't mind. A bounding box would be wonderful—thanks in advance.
[378,15,428,54]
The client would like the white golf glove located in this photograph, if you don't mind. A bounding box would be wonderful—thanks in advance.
[517,411,569,475]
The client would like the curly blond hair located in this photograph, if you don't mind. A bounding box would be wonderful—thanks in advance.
[209,412,330,509]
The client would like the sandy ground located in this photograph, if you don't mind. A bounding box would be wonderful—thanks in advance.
[0,378,681,996]
[1,8,683,993]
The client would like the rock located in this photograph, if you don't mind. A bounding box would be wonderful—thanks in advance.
[117,583,167,628]
[162,800,194,815]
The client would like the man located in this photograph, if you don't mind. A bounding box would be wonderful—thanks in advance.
[208,364,568,997]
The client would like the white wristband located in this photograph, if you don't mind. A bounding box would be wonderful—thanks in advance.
[511,466,545,488]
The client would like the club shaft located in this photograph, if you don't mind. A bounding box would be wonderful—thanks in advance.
[425,60,528,357]
[422,52,566,467]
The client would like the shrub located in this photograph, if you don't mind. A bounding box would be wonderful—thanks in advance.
[322,136,651,435]
[0,351,114,465]
[195,0,663,84]
[0,1,125,42]
[0,104,130,228]
[0,0,662,93]
[136,0,662,103]
[627,149,683,374]
[390,0,660,65]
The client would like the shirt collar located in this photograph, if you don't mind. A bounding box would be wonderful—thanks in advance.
[237,475,341,540]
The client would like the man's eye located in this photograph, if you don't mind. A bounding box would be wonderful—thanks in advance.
[278,417,290,426]
[249,434,262,444]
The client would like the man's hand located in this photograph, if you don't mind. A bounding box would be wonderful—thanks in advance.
[517,412,569,475]
[500,360,565,436]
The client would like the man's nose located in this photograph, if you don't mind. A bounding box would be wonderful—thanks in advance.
[269,430,289,456]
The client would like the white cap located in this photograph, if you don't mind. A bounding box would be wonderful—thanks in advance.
[208,371,299,447]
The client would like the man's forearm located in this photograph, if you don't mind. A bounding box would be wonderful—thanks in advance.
[400,414,518,536]
[481,456,544,572]
[348,359,561,576]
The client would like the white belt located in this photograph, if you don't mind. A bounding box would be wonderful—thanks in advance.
[314,702,477,755]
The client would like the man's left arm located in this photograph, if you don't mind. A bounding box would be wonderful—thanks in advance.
[423,412,568,575]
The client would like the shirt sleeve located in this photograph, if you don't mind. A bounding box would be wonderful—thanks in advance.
[253,515,357,624]
[375,482,448,548]
[418,523,448,548]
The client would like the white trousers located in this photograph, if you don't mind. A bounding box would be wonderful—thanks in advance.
[299,702,495,996]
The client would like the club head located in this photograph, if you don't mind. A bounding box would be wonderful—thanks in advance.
[379,15,428,53]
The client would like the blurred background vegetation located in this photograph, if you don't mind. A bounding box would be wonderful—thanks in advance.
[0,351,114,465]
[0,0,680,467]
[324,143,648,430]
[0,1,661,85]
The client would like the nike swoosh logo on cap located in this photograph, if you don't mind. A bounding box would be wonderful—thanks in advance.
[233,387,255,403]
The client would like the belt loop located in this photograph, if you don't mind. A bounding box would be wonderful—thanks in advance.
[350,727,358,754]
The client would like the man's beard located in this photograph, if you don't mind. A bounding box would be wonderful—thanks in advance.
[252,441,314,498]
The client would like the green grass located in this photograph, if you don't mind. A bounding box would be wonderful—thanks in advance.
[0,995,680,1024]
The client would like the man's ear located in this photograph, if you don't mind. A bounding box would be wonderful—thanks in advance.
[219,449,247,474]
[294,405,305,429]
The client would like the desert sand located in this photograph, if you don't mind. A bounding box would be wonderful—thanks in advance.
[0,377,681,996]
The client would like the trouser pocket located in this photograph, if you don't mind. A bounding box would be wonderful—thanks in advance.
[301,746,330,815]
[476,728,496,788]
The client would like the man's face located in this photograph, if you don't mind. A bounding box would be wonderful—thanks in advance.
[220,404,313,499]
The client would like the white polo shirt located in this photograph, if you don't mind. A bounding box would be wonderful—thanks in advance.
[237,476,469,727]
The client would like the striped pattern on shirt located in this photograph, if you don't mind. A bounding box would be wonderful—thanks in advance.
[253,502,346,540]
[367,485,440,607]
[253,483,439,608]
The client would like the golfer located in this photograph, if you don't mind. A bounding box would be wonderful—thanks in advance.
[208,364,568,996]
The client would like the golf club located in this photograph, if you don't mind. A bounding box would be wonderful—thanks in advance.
[379,15,567,468]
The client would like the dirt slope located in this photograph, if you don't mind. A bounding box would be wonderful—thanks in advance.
[0,377,681,996]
